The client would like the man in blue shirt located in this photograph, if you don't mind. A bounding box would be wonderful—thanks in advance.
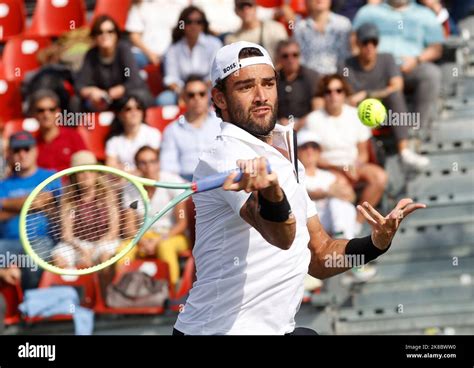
[160,75,221,181]
[0,132,60,289]
[353,0,444,135]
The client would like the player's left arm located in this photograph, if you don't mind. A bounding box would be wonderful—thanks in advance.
[307,199,426,279]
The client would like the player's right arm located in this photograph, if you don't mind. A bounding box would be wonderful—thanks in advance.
[223,157,296,250]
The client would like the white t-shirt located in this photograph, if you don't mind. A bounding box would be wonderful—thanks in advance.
[175,122,317,335]
[123,171,184,234]
[125,0,188,56]
[304,169,336,211]
[105,124,161,170]
[303,105,372,167]
[191,0,241,34]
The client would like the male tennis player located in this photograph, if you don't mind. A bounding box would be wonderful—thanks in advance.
[173,41,426,335]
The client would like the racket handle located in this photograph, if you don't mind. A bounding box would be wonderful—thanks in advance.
[194,162,272,193]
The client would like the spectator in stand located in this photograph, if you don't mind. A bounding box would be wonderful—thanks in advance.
[76,15,153,112]
[159,6,222,106]
[0,267,21,333]
[105,94,161,172]
[29,90,87,172]
[52,151,120,269]
[120,146,188,286]
[225,0,288,61]
[126,0,189,69]
[419,0,457,37]
[192,0,242,36]
[160,76,221,182]
[276,40,320,129]
[341,23,429,169]
[0,132,61,289]
[331,0,381,20]
[353,0,444,135]
[301,75,388,235]
[294,0,352,75]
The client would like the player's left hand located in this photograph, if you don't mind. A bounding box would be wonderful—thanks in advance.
[357,198,426,250]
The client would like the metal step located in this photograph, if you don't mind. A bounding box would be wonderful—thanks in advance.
[379,244,474,264]
[399,203,474,227]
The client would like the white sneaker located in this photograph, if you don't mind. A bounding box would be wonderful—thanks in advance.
[342,264,377,286]
[401,149,430,169]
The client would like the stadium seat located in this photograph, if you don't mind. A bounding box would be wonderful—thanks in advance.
[93,259,171,315]
[38,272,97,309]
[26,0,86,38]
[142,63,164,97]
[0,79,23,128]
[1,35,51,82]
[289,0,307,15]
[90,0,132,30]
[0,280,22,325]
[145,105,186,133]
[256,0,282,8]
[76,111,114,161]
[2,118,40,142]
[0,0,26,42]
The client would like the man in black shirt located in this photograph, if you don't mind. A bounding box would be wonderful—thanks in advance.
[276,40,320,130]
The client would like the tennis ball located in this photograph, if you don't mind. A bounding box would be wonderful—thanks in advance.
[358,98,387,128]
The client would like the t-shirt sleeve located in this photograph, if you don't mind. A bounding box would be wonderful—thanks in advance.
[422,10,445,46]
[125,5,145,33]
[105,137,119,158]
[299,165,318,219]
[357,121,373,143]
[384,54,401,79]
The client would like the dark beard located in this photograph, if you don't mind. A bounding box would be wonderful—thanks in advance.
[227,100,278,137]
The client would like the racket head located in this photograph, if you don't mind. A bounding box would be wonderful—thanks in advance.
[20,165,160,276]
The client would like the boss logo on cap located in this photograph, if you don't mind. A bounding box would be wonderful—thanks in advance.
[223,62,238,74]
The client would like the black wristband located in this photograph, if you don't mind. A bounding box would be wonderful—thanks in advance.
[345,235,390,264]
[258,190,292,222]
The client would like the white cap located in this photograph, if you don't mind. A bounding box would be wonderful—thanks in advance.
[297,131,321,147]
[210,41,275,87]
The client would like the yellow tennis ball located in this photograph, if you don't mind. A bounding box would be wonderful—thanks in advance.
[358,98,387,128]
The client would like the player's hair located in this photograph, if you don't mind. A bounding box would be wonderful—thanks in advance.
[316,74,353,98]
[212,47,265,119]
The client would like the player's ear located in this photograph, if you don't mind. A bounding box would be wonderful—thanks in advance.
[212,87,227,112]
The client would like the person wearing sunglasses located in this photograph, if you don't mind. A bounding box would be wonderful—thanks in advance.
[341,23,429,169]
[76,15,153,112]
[225,0,288,61]
[160,75,221,182]
[302,74,388,238]
[29,89,87,173]
[105,94,161,173]
[276,40,320,129]
[0,132,61,290]
[159,6,222,106]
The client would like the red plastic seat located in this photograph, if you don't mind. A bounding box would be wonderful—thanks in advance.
[76,111,114,161]
[256,0,282,7]
[0,79,22,128]
[93,259,171,315]
[0,281,22,325]
[2,35,51,82]
[145,105,185,133]
[26,0,86,38]
[142,63,164,97]
[90,0,132,30]
[38,272,97,309]
[0,0,25,42]
[289,0,307,15]
[2,118,40,144]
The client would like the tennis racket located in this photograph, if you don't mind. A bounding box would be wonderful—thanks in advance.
[20,164,268,276]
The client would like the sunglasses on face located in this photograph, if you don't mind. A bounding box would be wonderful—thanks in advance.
[362,39,378,46]
[185,19,204,26]
[13,147,32,154]
[324,88,344,96]
[281,52,300,59]
[96,29,116,37]
[237,3,254,10]
[122,104,142,112]
[186,91,207,99]
[35,107,58,114]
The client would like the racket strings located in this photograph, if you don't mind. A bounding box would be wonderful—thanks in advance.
[25,171,146,270]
